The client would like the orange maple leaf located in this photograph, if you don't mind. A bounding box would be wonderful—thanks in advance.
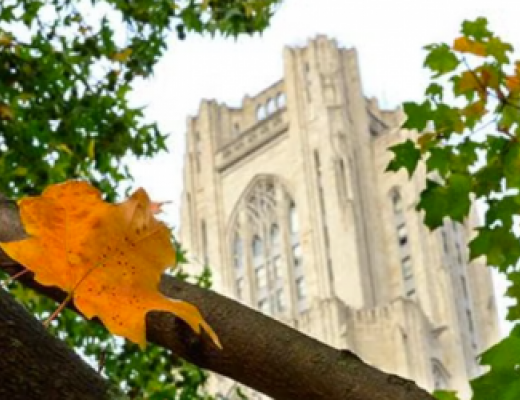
[505,75,520,92]
[453,37,487,57]
[0,180,221,349]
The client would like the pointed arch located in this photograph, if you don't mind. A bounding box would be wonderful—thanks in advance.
[226,174,297,316]
[227,174,294,234]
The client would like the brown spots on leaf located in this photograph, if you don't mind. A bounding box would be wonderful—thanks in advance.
[2,180,220,349]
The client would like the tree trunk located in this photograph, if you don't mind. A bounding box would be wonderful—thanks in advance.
[0,197,434,400]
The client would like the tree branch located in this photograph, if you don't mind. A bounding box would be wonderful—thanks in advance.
[0,287,121,400]
[0,197,434,400]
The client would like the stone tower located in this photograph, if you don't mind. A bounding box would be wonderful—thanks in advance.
[178,36,500,399]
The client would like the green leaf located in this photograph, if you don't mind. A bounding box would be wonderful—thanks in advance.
[432,103,464,134]
[505,271,520,321]
[426,83,444,101]
[423,43,460,77]
[403,101,432,131]
[504,142,520,188]
[417,174,472,229]
[485,37,514,64]
[469,226,520,271]
[433,390,461,400]
[426,147,451,176]
[461,17,492,41]
[471,325,520,400]
[386,139,421,177]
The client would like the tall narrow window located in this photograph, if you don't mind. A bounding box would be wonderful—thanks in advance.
[267,98,276,114]
[256,105,266,121]
[397,224,408,246]
[270,224,282,283]
[401,256,413,279]
[233,234,243,269]
[252,236,263,265]
[276,92,286,108]
[292,244,302,268]
[392,190,403,214]
[270,224,280,248]
[255,265,267,289]
[273,256,282,280]
[252,235,266,292]
[296,276,306,300]
[392,188,415,297]
[289,202,299,236]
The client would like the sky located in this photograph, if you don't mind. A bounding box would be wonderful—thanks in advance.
[125,0,520,337]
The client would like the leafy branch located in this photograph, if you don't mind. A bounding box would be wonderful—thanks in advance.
[387,17,520,400]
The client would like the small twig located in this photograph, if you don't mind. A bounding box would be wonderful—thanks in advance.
[462,57,489,96]
[472,115,499,135]
[43,292,73,327]
[1,268,29,287]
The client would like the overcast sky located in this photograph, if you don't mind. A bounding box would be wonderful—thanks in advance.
[125,0,520,337]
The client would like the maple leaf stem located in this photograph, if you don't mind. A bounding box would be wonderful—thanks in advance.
[44,292,73,328]
[1,268,29,287]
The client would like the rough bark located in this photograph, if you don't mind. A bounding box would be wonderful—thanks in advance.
[0,288,118,400]
[0,197,435,400]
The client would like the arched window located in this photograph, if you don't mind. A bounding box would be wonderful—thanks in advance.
[276,92,286,108]
[256,104,266,121]
[267,98,276,114]
[230,177,298,315]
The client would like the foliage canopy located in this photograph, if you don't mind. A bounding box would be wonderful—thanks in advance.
[0,0,279,398]
[387,17,520,400]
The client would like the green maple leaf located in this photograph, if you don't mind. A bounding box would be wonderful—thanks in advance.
[423,43,460,78]
[403,101,432,131]
[426,147,451,176]
[417,174,472,229]
[461,17,492,41]
[485,37,514,64]
[386,139,421,177]
[469,226,520,271]
[426,83,444,101]
[471,325,520,400]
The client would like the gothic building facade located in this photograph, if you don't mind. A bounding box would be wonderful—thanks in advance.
[178,36,500,399]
